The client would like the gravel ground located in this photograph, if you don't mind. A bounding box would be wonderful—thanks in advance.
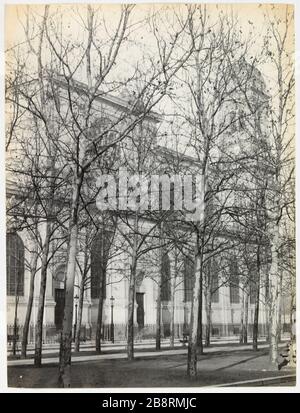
[7,347,296,388]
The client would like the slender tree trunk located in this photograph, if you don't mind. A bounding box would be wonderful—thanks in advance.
[265,271,270,343]
[21,249,38,358]
[240,287,245,344]
[74,275,85,352]
[58,174,83,386]
[277,270,283,343]
[290,292,295,341]
[187,170,205,378]
[204,290,212,347]
[156,224,164,351]
[155,282,161,350]
[75,230,90,353]
[127,213,138,361]
[169,284,175,349]
[187,238,202,378]
[12,291,19,356]
[269,226,281,367]
[290,294,296,367]
[95,277,105,353]
[253,289,260,350]
[253,244,261,351]
[58,221,79,386]
[243,290,249,344]
[127,256,136,361]
[169,250,177,349]
[34,221,51,366]
[196,266,203,354]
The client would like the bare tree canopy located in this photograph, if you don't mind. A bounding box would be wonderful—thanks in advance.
[5,3,295,389]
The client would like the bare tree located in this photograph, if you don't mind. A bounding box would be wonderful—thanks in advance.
[173,7,256,377]
[261,5,294,366]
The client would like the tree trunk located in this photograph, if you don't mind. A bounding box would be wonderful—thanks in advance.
[196,266,203,354]
[265,270,270,343]
[187,236,202,378]
[127,257,136,361]
[127,212,139,361]
[169,251,177,349]
[12,290,19,356]
[204,290,212,347]
[58,220,79,387]
[169,286,175,348]
[95,276,105,353]
[277,270,283,343]
[74,275,85,352]
[269,226,281,367]
[290,292,296,342]
[253,244,261,351]
[253,289,260,350]
[187,170,205,378]
[156,225,164,351]
[240,287,245,344]
[155,283,162,350]
[58,167,83,386]
[243,290,249,344]
[34,221,51,366]
[21,249,38,358]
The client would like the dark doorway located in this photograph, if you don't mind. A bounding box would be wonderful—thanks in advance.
[136,292,144,330]
[55,288,65,330]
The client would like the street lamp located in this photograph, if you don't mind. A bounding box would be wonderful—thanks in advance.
[110,296,115,344]
[182,300,187,331]
[73,294,79,342]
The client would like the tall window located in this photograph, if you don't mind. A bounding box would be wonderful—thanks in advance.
[7,233,24,296]
[161,253,171,301]
[229,259,239,304]
[184,256,195,302]
[91,230,113,299]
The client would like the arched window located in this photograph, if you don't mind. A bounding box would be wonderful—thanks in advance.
[161,253,171,301]
[90,230,113,299]
[184,256,195,302]
[6,233,24,296]
[53,264,65,291]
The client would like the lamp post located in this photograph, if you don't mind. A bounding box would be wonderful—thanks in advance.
[73,294,79,342]
[183,300,187,334]
[110,296,115,344]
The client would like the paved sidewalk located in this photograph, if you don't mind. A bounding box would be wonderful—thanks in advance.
[8,336,256,355]
[7,340,287,367]
[8,338,184,357]
[8,335,273,354]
